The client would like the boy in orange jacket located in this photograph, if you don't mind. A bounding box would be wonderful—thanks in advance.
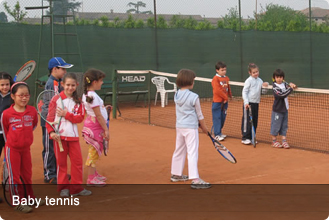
[211,61,232,142]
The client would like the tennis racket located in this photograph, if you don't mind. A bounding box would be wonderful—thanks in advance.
[37,90,64,152]
[249,106,256,148]
[13,60,36,82]
[207,132,237,164]
[210,125,214,137]
[103,105,112,156]
[2,175,27,207]
[1,158,9,192]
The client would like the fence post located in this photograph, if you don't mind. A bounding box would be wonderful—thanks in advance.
[309,0,313,87]
[153,0,159,71]
[148,71,151,125]
[112,70,117,119]
[239,0,244,81]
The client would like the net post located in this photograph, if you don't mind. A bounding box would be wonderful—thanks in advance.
[148,71,151,125]
[112,70,117,119]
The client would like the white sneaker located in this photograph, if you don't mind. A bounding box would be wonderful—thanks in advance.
[71,188,92,196]
[241,139,251,145]
[191,178,211,189]
[221,134,227,138]
[215,135,224,141]
[14,205,33,213]
[60,189,70,197]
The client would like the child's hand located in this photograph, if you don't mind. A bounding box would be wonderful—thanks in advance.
[262,82,269,87]
[105,105,112,115]
[105,105,112,111]
[245,104,250,110]
[103,130,110,141]
[50,132,60,142]
[56,107,68,117]
[289,83,297,89]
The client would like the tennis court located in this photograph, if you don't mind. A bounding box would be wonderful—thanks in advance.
[1,116,329,219]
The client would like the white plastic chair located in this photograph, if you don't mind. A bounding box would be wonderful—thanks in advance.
[151,76,177,107]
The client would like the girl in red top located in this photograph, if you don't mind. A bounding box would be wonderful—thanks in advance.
[47,73,91,197]
[1,82,45,213]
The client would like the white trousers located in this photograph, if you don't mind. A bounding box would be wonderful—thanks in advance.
[171,128,199,180]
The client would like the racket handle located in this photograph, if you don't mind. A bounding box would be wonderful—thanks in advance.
[58,140,64,152]
[103,139,109,156]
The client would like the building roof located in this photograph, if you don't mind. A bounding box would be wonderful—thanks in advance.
[300,7,329,18]
[22,12,226,25]
[75,12,204,21]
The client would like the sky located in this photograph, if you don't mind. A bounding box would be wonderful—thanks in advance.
[1,0,329,20]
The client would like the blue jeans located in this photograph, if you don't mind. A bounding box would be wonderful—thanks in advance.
[212,102,228,136]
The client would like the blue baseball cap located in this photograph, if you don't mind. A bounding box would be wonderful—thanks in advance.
[48,57,73,70]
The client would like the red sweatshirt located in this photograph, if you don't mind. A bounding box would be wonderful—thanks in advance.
[46,91,85,141]
[211,74,232,103]
[1,105,38,149]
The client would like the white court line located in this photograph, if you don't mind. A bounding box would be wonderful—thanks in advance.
[212,164,326,184]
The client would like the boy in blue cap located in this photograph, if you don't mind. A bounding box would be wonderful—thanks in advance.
[41,57,73,184]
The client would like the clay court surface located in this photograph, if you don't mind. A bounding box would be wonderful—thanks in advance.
[1,117,329,219]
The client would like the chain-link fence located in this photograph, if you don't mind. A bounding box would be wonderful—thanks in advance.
[2,0,328,24]
[1,0,329,103]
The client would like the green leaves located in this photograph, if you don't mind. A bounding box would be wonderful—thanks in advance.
[3,1,27,23]
[65,3,329,33]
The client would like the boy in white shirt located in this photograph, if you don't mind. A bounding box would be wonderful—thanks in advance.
[241,63,268,145]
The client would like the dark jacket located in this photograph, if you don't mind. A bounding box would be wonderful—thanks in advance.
[272,82,293,113]
[0,93,13,132]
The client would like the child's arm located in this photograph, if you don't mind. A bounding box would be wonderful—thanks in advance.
[195,98,208,134]
[92,106,109,141]
[261,81,269,95]
[289,82,297,89]
[198,119,208,134]
[33,109,38,130]
[1,112,8,139]
[46,96,59,141]
[227,83,232,100]
[273,83,293,98]
[242,79,251,109]
[57,103,85,124]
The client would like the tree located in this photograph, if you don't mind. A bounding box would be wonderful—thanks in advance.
[48,0,82,22]
[157,16,168,29]
[123,14,136,28]
[169,15,185,28]
[0,12,8,23]
[3,1,27,23]
[126,1,152,14]
[146,17,155,28]
[256,4,308,32]
[218,7,243,31]
[196,20,215,30]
